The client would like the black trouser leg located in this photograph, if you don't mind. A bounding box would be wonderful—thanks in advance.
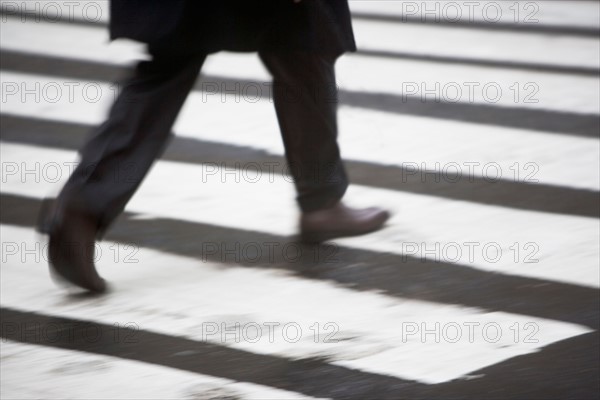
[258,51,349,213]
[58,49,206,234]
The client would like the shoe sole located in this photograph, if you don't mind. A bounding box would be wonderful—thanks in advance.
[300,219,390,244]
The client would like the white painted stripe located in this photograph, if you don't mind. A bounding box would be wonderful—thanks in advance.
[2,71,599,191]
[1,16,599,114]
[0,340,321,400]
[352,19,600,69]
[1,224,592,384]
[349,0,600,30]
[0,0,110,23]
[0,12,147,64]
[1,143,598,289]
[333,53,600,115]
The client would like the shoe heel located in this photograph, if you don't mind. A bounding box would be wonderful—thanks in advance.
[36,198,58,235]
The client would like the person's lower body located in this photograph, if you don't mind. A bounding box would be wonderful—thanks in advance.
[37,48,389,292]
[38,47,206,292]
[259,50,389,242]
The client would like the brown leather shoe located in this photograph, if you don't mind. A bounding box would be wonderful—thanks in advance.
[300,202,390,243]
[38,200,107,293]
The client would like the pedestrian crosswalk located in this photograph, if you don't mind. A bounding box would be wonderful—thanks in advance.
[2,223,593,385]
[1,1,599,399]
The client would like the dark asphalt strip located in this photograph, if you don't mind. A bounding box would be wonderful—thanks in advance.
[2,49,599,138]
[2,113,599,219]
[357,49,600,77]
[2,193,598,330]
[0,307,423,400]
[338,88,600,139]
[351,12,600,38]
[430,330,600,400]
[2,308,597,399]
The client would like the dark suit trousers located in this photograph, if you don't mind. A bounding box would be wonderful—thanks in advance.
[57,48,349,235]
